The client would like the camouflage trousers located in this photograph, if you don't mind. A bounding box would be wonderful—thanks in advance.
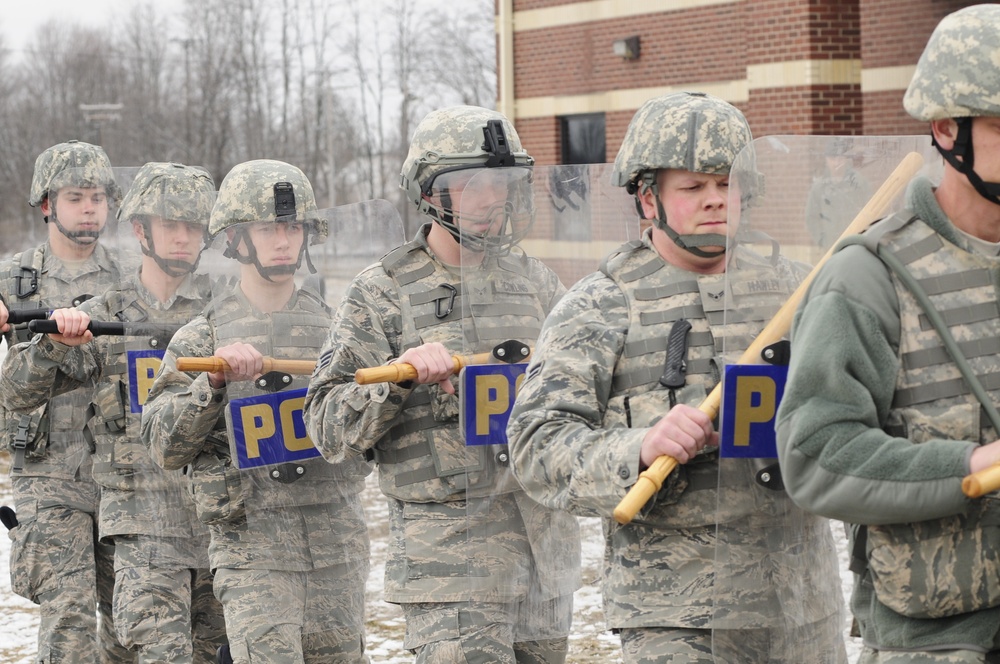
[9,475,132,663]
[400,596,572,664]
[213,562,368,663]
[618,623,848,664]
[859,646,1000,663]
[113,535,226,663]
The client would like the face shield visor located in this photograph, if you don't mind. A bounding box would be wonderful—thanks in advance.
[428,165,534,258]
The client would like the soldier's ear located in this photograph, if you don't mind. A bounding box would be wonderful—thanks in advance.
[39,197,52,217]
[930,118,959,151]
[637,182,659,221]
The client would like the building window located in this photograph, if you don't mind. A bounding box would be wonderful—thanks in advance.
[560,113,606,164]
[550,114,606,243]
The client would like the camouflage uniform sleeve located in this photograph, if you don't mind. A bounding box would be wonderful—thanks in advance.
[528,256,568,312]
[304,265,411,463]
[507,272,646,518]
[0,294,112,411]
[0,333,101,412]
[140,315,227,471]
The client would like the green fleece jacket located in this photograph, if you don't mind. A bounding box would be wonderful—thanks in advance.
[776,176,1000,652]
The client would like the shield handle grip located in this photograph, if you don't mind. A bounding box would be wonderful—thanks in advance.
[613,151,926,526]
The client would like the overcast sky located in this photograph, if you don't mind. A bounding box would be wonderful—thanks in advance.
[1,0,186,57]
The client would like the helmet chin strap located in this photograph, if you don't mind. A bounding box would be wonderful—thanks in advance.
[634,181,727,259]
[140,222,204,278]
[935,118,1000,207]
[223,227,312,282]
[48,209,102,246]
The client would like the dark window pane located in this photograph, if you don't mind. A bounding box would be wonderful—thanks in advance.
[560,113,606,165]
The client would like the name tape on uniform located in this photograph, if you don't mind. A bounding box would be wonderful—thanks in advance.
[460,363,527,446]
[227,387,321,468]
[719,364,787,458]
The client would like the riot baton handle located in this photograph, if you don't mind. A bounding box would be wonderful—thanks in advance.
[176,357,317,375]
[354,351,496,385]
[7,308,51,324]
[613,151,926,526]
[962,466,1000,499]
[28,319,182,337]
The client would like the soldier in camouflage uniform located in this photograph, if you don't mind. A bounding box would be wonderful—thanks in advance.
[1,162,228,662]
[506,92,847,663]
[804,138,873,252]
[0,140,133,663]
[777,5,1000,662]
[140,159,370,664]
[304,105,580,663]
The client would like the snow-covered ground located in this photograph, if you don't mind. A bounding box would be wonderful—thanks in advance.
[0,452,861,663]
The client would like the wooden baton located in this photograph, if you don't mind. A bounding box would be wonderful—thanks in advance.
[612,151,926,525]
[355,350,502,385]
[176,357,317,375]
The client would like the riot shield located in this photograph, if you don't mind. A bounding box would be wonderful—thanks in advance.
[201,201,401,640]
[712,135,939,661]
[113,170,217,557]
[456,164,637,643]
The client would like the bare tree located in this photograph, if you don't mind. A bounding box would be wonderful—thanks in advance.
[0,0,496,238]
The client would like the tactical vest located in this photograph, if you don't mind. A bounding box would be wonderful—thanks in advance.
[372,241,550,502]
[4,243,119,476]
[854,214,1000,619]
[208,288,369,513]
[90,276,212,492]
[600,239,791,528]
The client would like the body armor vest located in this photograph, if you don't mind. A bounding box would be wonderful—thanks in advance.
[373,241,550,502]
[857,213,1000,619]
[208,288,369,513]
[90,275,211,492]
[4,243,119,476]
[601,239,790,528]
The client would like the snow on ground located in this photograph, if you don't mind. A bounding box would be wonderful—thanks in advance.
[0,451,861,663]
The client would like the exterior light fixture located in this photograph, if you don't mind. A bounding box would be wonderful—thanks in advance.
[612,36,640,60]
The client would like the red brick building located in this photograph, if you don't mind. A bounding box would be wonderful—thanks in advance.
[495,0,979,166]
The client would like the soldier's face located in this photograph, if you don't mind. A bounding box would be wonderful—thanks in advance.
[246,221,305,277]
[646,170,730,241]
[47,186,109,240]
[431,168,533,242]
[141,217,206,263]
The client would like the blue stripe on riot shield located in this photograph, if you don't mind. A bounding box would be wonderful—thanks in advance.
[228,387,322,468]
[719,364,787,458]
[460,363,528,446]
[127,349,166,414]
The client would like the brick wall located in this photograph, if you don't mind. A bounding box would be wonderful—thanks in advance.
[511,6,745,101]
[502,0,981,164]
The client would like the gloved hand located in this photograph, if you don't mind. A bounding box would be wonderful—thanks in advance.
[0,506,18,531]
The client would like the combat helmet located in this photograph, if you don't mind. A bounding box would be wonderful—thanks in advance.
[903,4,1000,206]
[210,159,326,280]
[611,92,753,258]
[29,140,121,245]
[119,162,217,277]
[400,105,535,254]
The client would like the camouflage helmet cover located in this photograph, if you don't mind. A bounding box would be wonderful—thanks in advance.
[400,105,533,209]
[209,159,326,243]
[611,92,753,190]
[29,140,121,207]
[118,162,216,225]
[904,4,1000,121]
